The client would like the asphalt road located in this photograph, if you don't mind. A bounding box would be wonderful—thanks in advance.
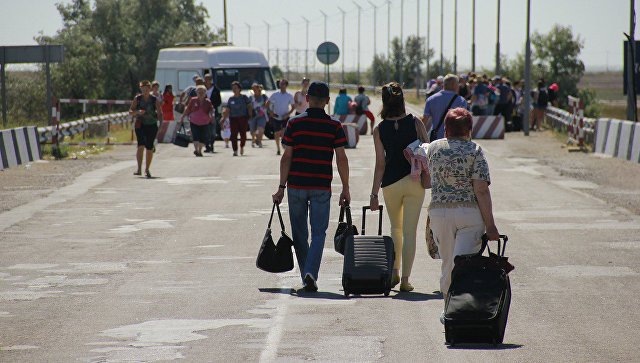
[1,97,640,362]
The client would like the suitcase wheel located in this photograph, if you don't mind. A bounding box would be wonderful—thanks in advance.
[344,290,350,298]
[384,289,390,297]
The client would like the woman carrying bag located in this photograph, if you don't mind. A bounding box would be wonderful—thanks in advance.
[370,82,428,292]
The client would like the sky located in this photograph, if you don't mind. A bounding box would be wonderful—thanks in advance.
[0,0,635,73]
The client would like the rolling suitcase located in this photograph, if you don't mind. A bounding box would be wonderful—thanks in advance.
[342,206,395,297]
[444,234,514,346]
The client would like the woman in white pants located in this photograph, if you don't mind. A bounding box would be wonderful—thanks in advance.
[424,107,500,323]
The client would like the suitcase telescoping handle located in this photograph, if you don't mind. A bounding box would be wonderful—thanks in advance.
[362,205,384,236]
[480,234,508,257]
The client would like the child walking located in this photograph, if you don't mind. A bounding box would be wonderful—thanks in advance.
[220,107,231,148]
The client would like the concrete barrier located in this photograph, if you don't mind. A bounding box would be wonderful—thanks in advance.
[0,126,41,170]
[595,118,640,163]
[156,121,178,143]
[336,115,368,135]
[424,115,504,140]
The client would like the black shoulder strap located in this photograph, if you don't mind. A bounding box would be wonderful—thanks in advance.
[433,94,458,134]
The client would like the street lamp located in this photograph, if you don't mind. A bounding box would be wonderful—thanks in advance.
[338,6,346,84]
[283,18,290,80]
[264,21,270,64]
[353,1,362,85]
[245,22,251,47]
[369,0,378,90]
[320,10,328,41]
[454,0,457,74]
[302,16,309,76]
[440,0,443,75]
[400,0,404,85]
[495,0,501,75]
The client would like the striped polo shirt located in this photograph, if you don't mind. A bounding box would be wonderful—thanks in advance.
[282,108,347,190]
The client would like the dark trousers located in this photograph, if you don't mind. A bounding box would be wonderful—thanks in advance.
[230,116,249,151]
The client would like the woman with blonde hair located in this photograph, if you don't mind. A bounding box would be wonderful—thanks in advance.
[370,82,428,292]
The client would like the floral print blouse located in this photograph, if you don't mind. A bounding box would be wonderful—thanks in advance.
[425,138,490,209]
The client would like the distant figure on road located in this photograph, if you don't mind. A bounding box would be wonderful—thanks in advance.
[422,74,468,141]
[204,74,221,153]
[161,84,174,121]
[181,85,214,157]
[333,88,352,116]
[129,80,163,178]
[219,107,231,148]
[227,81,252,156]
[424,107,500,324]
[470,76,490,116]
[354,86,375,133]
[370,82,427,292]
[294,77,310,116]
[272,81,350,293]
[266,79,295,156]
[249,83,268,148]
[531,80,548,131]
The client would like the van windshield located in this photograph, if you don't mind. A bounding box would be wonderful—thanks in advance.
[212,68,275,91]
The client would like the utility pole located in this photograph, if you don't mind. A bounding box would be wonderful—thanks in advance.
[369,1,378,91]
[416,0,421,96]
[264,21,270,64]
[320,11,328,41]
[440,0,443,75]
[495,0,501,75]
[245,23,251,47]
[223,0,228,42]
[454,0,457,74]
[338,7,346,84]
[302,17,309,76]
[354,1,362,85]
[523,0,531,136]
[626,0,638,121]
[284,18,290,80]
[387,0,391,60]
[427,0,431,81]
[400,0,404,84]
[472,0,476,72]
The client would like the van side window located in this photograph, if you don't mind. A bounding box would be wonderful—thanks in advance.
[178,71,198,91]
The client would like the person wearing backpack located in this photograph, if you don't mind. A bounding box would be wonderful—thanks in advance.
[354,86,375,133]
[531,80,548,131]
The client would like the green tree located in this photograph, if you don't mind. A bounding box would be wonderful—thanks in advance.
[532,24,585,108]
[427,58,454,80]
[368,54,394,86]
[37,0,223,104]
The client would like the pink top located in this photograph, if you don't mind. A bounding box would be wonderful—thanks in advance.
[185,97,213,126]
[403,140,430,182]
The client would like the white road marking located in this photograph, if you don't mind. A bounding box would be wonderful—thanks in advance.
[538,265,638,277]
[0,345,39,351]
[156,177,228,185]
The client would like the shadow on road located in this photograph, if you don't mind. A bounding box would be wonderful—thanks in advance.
[446,343,524,350]
[392,290,443,301]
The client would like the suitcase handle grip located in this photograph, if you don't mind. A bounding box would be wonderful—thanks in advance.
[481,234,508,256]
[362,205,383,236]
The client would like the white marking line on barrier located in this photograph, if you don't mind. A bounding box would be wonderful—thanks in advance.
[604,119,621,156]
[632,123,640,163]
[618,121,634,160]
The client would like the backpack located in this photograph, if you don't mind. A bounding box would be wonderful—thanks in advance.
[537,89,548,107]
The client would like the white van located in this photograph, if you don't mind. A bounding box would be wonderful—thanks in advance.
[154,43,277,105]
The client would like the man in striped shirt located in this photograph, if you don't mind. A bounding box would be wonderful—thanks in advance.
[272,81,350,292]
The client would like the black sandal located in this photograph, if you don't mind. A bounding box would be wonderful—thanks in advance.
[145,170,151,178]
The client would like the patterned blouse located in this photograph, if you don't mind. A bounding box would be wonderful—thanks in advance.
[425,138,490,209]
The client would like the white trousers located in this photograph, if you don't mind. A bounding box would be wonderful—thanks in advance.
[428,206,486,295]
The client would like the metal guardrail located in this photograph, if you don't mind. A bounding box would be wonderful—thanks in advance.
[37,112,131,143]
[544,106,596,146]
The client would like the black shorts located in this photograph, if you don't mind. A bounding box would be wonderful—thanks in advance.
[270,117,288,132]
[190,123,210,143]
[135,123,158,150]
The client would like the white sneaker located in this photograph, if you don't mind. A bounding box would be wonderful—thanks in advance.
[440,310,445,325]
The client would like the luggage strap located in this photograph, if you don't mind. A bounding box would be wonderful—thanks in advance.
[268,202,286,232]
[480,234,508,257]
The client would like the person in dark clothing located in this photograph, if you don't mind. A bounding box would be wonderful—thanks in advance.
[129,80,163,178]
[204,74,221,152]
[272,81,350,293]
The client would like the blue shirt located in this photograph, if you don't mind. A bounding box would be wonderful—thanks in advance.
[497,84,510,104]
[334,94,352,115]
[423,90,468,140]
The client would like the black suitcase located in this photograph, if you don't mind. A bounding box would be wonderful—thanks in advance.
[444,234,514,346]
[342,206,395,297]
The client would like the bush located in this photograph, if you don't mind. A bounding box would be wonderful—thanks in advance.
[577,88,600,118]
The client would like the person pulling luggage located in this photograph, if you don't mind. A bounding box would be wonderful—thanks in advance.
[423,107,500,324]
[272,81,350,293]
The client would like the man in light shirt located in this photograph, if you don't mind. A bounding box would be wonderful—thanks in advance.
[266,79,295,155]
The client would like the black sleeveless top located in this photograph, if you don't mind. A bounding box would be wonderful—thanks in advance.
[378,114,418,187]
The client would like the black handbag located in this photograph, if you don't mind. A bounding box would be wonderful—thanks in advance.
[173,122,191,147]
[174,102,185,113]
[256,202,294,273]
[334,204,358,255]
